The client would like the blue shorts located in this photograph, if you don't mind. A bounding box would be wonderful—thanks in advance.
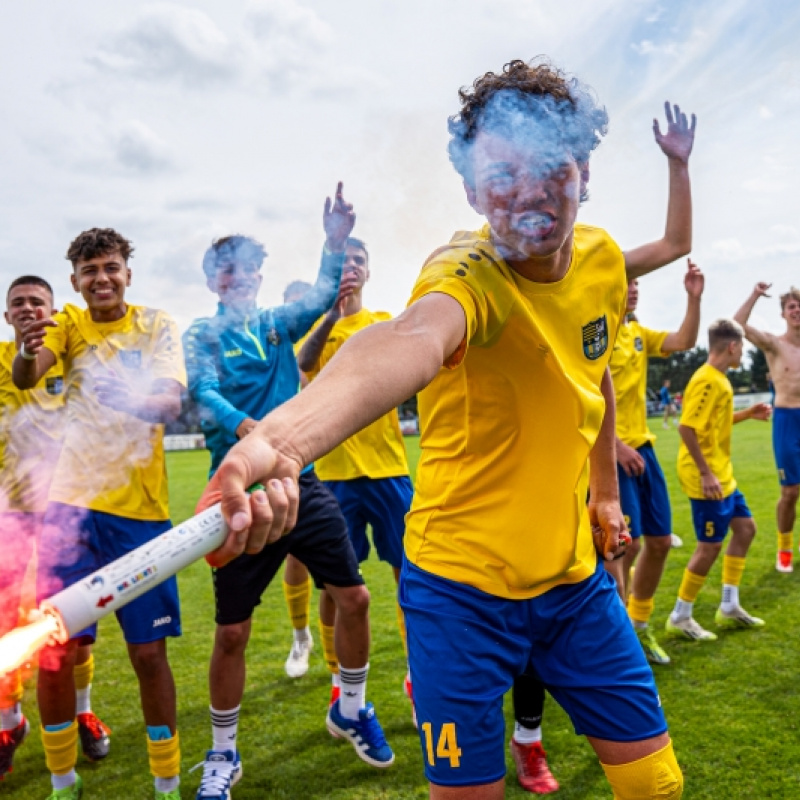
[324,476,412,569]
[689,489,752,543]
[617,443,672,539]
[773,407,800,486]
[37,503,181,645]
[399,560,666,787]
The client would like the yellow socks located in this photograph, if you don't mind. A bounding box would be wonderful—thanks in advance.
[722,555,745,587]
[73,654,93,692]
[42,721,78,776]
[627,596,654,627]
[147,730,180,779]
[283,578,312,631]
[779,531,793,552]
[678,569,705,603]
[319,621,338,675]
[602,741,683,799]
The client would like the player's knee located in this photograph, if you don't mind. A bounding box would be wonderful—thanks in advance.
[332,584,370,619]
[602,741,683,800]
[128,640,168,679]
[781,484,800,504]
[214,622,251,655]
[628,537,642,559]
[646,535,672,559]
[38,641,77,674]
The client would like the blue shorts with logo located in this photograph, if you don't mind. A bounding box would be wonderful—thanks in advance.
[37,502,181,645]
[617,443,672,539]
[399,559,666,787]
[324,476,412,569]
[773,407,800,486]
[689,489,752,543]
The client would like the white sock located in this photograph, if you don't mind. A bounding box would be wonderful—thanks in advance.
[332,673,341,689]
[0,703,22,731]
[293,626,311,644]
[52,770,77,790]
[211,705,240,752]
[721,584,739,612]
[339,664,368,720]
[513,722,542,745]
[155,776,180,792]
[75,686,91,716]
[672,598,693,620]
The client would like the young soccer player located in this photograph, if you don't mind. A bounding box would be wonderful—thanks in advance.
[296,236,415,723]
[660,379,677,427]
[734,283,800,572]
[0,277,111,779]
[611,261,703,664]
[184,185,394,800]
[509,99,697,793]
[199,59,684,800]
[14,230,186,800]
[666,319,771,641]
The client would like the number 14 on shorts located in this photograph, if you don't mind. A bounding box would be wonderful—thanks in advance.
[421,722,462,768]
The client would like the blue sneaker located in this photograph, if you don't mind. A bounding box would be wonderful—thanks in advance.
[326,700,394,768]
[191,750,242,799]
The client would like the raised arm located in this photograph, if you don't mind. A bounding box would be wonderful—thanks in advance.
[624,102,696,281]
[12,311,57,389]
[661,259,703,352]
[202,292,467,565]
[734,283,777,352]
[733,402,771,424]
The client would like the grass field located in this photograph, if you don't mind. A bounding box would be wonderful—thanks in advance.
[4,422,800,799]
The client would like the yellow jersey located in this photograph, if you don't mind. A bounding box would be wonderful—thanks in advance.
[0,341,66,513]
[303,308,409,481]
[677,362,736,499]
[404,223,627,600]
[609,318,668,448]
[42,304,186,521]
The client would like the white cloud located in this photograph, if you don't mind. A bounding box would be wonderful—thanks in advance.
[114,121,174,174]
[88,4,239,88]
[759,105,774,119]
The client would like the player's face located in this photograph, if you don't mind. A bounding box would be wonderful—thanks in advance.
[782,298,800,329]
[626,280,639,312]
[730,339,744,368]
[71,250,130,314]
[5,284,54,334]
[208,260,262,310]
[343,245,369,288]
[465,131,585,261]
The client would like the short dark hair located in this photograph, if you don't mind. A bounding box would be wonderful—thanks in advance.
[7,275,54,301]
[345,236,369,261]
[66,228,134,266]
[447,58,608,194]
[202,235,267,277]
[708,319,744,351]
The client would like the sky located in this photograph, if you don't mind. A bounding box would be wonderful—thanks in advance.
[1,0,799,344]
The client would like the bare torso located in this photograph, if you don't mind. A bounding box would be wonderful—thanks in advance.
[766,334,800,408]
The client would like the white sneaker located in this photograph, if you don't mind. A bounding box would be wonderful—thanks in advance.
[665,615,717,641]
[670,533,683,548]
[285,633,313,678]
[715,605,765,629]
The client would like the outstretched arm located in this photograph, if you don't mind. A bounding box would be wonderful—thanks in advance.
[734,283,776,352]
[625,102,696,281]
[12,311,57,389]
[734,402,771,424]
[662,259,703,352]
[201,292,467,566]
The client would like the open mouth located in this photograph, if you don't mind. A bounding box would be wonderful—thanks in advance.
[511,212,556,239]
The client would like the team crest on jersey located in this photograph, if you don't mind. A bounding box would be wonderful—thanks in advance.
[634,337,643,352]
[582,316,608,360]
[46,376,64,395]
[118,350,142,369]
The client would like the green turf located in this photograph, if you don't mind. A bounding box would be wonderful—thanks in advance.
[5,424,798,799]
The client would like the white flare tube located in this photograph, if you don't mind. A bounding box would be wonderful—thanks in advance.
[40,503,228,643]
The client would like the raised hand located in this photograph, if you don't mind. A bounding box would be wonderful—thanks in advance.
[653,102,696,163]
[327,269,361,320]
[19,308,56,357]
[323,182,355,253]
[752,282,772,299]
[684,258,704,298]
[94,370,136,414]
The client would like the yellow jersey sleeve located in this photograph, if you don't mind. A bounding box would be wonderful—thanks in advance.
[643,326,669,358]
[404,225,627,600]
[677,363,736,498]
